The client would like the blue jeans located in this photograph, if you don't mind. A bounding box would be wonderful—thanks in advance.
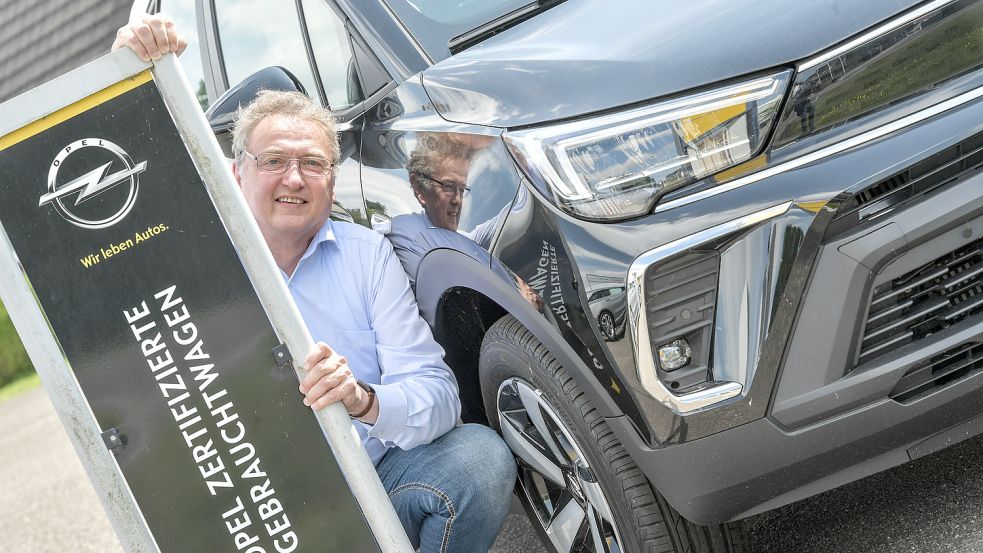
[376,424,517,553]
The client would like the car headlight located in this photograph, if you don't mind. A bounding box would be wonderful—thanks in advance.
[504,70,792,220]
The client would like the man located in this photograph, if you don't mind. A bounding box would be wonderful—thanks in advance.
[404,132,499,245]
[407,133,482,235]
[113,15,516,553]
[389,132,494,286]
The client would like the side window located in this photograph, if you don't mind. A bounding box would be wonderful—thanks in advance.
[300,0,366,111]
[159,0,210,109]
[213,0,322,104]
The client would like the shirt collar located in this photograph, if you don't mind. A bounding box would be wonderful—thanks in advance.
[282,219,337,280]
[303,219,337,256]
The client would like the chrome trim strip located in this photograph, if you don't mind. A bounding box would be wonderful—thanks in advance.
[799,0,956,71]
[654,83,983,214]
[627,202,792,414]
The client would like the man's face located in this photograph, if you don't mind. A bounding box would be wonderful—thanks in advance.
[233,115,335,250]
[416,156,469,232]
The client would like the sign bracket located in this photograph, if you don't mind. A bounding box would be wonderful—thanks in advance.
[101,428,125,453]
[272,343,293,370]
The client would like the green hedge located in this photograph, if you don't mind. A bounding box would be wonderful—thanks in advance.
[0,301,34,388]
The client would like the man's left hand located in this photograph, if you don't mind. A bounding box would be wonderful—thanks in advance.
[300,342,376,422]
[112,14,187,62]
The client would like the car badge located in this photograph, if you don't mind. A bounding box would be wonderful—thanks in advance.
[38,138,147,229]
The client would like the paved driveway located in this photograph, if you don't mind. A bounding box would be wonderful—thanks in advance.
[0,387,123,553]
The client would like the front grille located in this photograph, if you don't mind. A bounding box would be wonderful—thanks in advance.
[890,342,983,403]
[827,131,983,237]
[858,238,983,365]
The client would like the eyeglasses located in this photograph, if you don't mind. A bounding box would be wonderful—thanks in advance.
[244,151,334,177]
[419,174,471,198]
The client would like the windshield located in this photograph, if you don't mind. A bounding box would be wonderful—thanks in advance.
[381,0,531,61]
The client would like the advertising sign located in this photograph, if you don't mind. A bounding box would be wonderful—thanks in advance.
[0,54,391,552]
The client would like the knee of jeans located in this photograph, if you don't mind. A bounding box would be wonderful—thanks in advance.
[458,425,517,501]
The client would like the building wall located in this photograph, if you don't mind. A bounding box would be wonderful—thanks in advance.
[0,0,132,103]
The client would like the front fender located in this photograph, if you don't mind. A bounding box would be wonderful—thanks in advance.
[414,248,623,418]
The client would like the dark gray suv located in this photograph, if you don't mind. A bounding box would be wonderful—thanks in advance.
[136,0,983,551]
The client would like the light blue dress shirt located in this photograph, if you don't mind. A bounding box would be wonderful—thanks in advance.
[282,220,461,466]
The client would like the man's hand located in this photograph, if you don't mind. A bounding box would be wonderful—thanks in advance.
[300,342,376,421]
[516,276,544,312]
[112,14,187,62]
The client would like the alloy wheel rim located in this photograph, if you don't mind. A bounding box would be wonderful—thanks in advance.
[497,377,624,553]
[598,313,615,339]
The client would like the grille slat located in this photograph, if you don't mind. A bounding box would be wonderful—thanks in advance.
[858,331,914,365]
[651,320,713,343]
[858,239,983,364]
[862,298,949,344]
[869,267,949,308]
[942,264,983,291]
[890,343,983,403]
[648,284,717,312]
[866,299,913,326]
[944,288,983,321]
[827,132,983,238]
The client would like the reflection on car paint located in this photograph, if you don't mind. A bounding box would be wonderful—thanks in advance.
[496,187,647,433]
[774,0,983,148]
[384,132,545,313]
[587,285,627,342]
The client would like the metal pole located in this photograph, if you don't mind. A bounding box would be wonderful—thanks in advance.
[150,52,413,553]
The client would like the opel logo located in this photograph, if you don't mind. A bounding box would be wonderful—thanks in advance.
[38,138,148,229]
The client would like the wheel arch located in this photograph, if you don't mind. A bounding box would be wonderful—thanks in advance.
[414,248,623,422]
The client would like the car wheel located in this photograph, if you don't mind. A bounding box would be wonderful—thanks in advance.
[597,311,616,340]
[479,316,745,553]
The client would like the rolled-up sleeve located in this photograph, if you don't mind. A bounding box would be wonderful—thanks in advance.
[365,238,460,449]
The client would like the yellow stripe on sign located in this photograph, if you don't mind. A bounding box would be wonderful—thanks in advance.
[0,70,153,152]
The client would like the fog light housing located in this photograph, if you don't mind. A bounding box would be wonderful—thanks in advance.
[658,339,692,371]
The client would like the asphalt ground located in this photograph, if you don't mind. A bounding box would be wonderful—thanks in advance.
[2,385,982,553]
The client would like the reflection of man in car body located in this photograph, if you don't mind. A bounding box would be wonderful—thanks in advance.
[388,133,543,312]
[406,132,498,245]
[408,132,474,234]
[388,132,500,283]
[113,15,516,553]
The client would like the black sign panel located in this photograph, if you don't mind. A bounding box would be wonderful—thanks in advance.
[0,74,378,552]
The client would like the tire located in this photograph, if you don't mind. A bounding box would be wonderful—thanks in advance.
[479,316,745,553]
[598,311,617,340]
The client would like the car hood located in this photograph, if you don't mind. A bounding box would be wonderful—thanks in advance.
[422,0,921,128]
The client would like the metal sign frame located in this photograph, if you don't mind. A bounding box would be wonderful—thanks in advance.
[0,50,411,553]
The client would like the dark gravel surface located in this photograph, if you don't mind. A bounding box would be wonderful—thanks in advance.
[4,386,982,553]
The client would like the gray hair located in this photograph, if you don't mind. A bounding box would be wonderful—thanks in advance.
[231,90,339,165]
[407,132,477,192]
